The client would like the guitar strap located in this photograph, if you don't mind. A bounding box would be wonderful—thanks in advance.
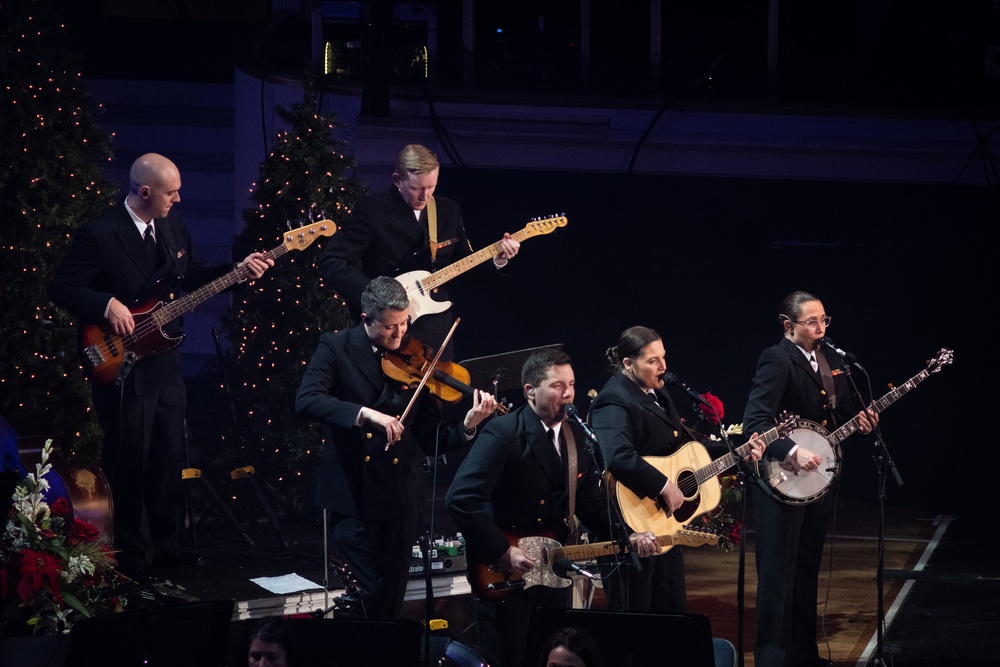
[563,426,579,545]
[426,195,438,266]
[814,350,838,408]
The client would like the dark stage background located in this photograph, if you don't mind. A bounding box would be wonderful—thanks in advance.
[430,167,992,519]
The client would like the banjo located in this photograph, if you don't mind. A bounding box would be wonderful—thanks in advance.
[758,347,953,504]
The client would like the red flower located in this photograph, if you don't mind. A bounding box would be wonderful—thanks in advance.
[67,518,100,545]
[727,521,742,547]
[16,549,63,606]
[49,497,72,517]
[698,392,725,425]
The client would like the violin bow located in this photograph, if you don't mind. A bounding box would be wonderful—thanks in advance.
[385,317,461,451]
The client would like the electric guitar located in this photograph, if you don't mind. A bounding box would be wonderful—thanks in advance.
[468,528,718,603]
[78,220,337,385]
[615,415,798,540]
[394,215,567,323]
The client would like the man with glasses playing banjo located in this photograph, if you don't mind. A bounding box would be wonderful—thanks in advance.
[744,290,877,667]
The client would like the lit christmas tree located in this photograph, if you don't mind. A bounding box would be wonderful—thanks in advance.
[0,0,116,459]
[220,83,361,511]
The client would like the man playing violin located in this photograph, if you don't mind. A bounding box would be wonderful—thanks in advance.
[295,276,497,619]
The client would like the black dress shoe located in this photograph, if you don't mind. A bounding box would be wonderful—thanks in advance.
[153,549,204,569]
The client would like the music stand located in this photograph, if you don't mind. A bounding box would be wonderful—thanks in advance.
[460,343,564,398]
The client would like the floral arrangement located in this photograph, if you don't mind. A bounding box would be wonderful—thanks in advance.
[697,474,744,551]
[0,440,124,637]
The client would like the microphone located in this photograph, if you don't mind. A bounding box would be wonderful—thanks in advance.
[556,558,597,580]
[822,338,865,371]
[486,580,526,591]
[563,404,600,446]
[662,372,706,404]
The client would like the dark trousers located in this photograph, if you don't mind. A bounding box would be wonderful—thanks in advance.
[474,585,571,667]
[92,376,186,571]
[329,508,418,620]
[752,484,829,667]
[602,546,686,612]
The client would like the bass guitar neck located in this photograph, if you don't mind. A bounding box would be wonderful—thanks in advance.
[79,220,336,385]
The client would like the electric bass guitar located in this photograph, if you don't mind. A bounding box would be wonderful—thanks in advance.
[78,220,337,385]
[395,215,567,323]
[615,415,798,541]
[757,347,954,504]
[468,528,718,603]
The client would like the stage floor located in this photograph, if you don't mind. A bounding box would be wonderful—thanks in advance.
[145,494,999,667]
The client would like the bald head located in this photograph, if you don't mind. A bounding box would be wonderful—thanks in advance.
[127,153,181,221]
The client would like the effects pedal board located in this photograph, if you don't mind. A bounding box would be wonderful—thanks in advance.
[408,535,467,578]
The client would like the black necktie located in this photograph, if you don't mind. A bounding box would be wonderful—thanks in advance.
[549,429,565,466]
[144,223,157,261]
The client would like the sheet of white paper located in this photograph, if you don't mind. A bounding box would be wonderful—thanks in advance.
[250,573,323,595]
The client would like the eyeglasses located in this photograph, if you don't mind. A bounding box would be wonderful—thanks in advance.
[792,316,832,329]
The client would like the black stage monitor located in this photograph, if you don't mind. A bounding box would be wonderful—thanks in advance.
[525,608,716,667]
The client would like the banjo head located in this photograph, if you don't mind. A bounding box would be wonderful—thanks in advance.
[763,419,840,504]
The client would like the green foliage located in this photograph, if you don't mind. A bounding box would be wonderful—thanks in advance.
[0,0,116,460]
[220,83,361,511]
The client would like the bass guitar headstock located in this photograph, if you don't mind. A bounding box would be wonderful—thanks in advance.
[283,220,337,251]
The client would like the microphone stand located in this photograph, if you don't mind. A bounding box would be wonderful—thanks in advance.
[697,401,763,667]
[577,408,643,603]
[844,365,902,667]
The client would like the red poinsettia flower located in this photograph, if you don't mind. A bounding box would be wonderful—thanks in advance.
[16,549,64,606]
[67,518,100,545]
[698,391,725,425]
[49,497,72,517]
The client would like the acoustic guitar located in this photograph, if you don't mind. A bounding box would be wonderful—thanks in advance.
[394,215,567,323]
[614,415,798,541]
[468,528,718,603]
[78,220,336,385]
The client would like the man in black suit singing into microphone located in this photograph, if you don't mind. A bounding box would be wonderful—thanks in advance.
[446,348,660,667]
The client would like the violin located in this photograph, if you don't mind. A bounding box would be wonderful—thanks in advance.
[382,337,509,414]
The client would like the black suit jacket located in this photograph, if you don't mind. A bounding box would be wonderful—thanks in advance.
[317,186,505,353]
[590,372,692,501]
[48,203,226,395]
[295,324,467,521]
[445,406,610,566]
[743,336,859,460]
[318,186,474,312]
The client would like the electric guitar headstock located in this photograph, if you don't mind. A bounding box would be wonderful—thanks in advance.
[522,215,568,238]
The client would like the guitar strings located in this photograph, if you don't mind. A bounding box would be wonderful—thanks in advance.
[86,246,286,367]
